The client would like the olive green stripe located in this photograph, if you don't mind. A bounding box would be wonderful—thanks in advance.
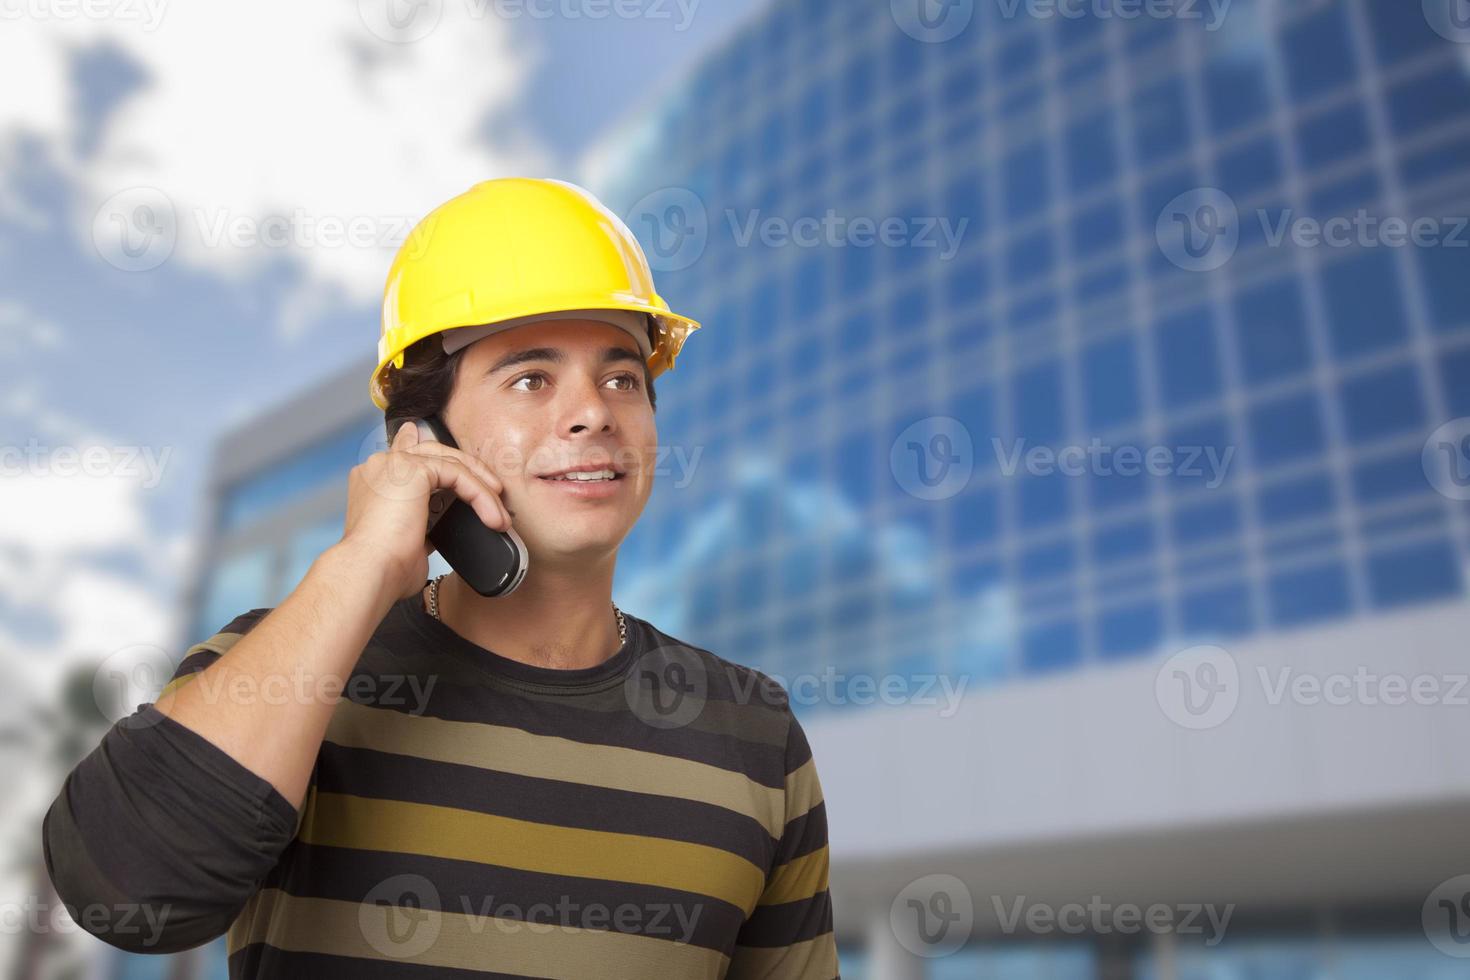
[228,887,729,979]
[785,756,824,823]
[159,631,248,698]
[325,698,785,837]
[759,847,829,907]
[300,791,767,914]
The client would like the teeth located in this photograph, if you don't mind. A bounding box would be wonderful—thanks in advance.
[548,469,616,482]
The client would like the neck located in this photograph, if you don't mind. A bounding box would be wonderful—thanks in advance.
[431,556,624,670]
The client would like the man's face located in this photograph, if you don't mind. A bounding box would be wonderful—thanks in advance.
[442,318,657,566]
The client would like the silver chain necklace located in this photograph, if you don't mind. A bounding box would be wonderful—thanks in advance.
[425,573,627,648]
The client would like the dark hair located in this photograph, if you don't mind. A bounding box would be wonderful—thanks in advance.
[381,332,657,438]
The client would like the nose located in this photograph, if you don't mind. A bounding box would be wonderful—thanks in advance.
[561,373,617,435]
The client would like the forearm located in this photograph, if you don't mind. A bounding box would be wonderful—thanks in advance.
[153,540,397,810]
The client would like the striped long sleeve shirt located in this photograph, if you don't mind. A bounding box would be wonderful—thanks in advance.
[42,592,840,978]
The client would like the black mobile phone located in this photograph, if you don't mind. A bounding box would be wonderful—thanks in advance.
[404,414,528,598]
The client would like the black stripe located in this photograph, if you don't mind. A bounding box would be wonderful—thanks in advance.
[228,946,553,979]
[735,891,835,949]
[315,741,777,868]
[335,672,790,789]
[771,801,828,868]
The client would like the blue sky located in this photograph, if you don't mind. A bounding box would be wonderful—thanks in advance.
[0,0,764,681]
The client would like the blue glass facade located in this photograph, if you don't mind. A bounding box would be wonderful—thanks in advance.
[594,0,1470,711]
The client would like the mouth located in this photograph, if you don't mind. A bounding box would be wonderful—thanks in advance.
[536,468,626,499]
[537,468,626,483]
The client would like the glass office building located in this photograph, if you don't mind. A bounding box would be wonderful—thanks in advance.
[115,1,1470,977]
[590,0,1470,692]
[584,1,1470,978]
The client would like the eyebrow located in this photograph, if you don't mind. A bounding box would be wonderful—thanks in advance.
[483,345,644,378]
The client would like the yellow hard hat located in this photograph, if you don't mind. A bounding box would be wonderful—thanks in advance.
[371,177,701,410]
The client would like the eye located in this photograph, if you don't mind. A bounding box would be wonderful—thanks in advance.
[509,371,547,392]
[608,372,642,391]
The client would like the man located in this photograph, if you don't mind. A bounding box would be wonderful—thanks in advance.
[42,178,840,978]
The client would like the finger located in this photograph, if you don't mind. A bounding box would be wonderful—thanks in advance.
[415,454,511,532]
[394,420,419,448]
[401,443,511,528]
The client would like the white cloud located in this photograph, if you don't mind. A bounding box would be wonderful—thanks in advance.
[0,0,549,330]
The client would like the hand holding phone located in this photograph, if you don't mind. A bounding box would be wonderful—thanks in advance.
[412,414,529,598]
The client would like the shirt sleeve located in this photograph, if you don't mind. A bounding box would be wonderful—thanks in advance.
[727,705,841,980]
[40,609,300,955]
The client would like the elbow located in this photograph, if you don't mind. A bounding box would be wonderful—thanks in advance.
[41,778,243,955]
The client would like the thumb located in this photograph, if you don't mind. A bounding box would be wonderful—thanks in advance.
[394,420,420,447]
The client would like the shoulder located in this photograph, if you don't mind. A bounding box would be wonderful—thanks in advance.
[630,614,796,731]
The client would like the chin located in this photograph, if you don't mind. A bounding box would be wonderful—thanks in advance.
[522,521,628,561]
